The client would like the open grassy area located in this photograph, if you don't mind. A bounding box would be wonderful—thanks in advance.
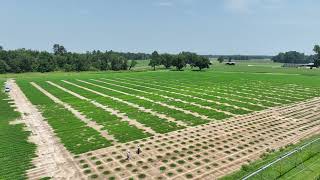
[221,135,320,180]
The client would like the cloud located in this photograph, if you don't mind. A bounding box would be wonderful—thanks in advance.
[224,0,285,14]
[154,1,174,7]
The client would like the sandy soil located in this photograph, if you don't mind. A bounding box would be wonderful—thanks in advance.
[7,80,82,180]
[73,97,320,180]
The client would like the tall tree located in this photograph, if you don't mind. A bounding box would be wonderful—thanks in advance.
[149,51,161,70]
[172,53,187,71]
[53,44,67,55]
[194,56,211,71]
[129,60,137,70]
[161,53,173,69]
[217,56,224,63]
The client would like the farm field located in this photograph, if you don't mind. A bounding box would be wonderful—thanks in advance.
[1,63,320,179]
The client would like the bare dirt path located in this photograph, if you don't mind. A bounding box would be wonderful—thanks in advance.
[7,79,81,180]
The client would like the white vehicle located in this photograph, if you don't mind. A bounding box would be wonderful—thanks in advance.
[4,86,10,92]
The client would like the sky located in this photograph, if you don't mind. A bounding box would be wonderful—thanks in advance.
[0,0,319,55]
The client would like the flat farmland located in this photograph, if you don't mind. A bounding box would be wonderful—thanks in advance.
[2,68,320,179]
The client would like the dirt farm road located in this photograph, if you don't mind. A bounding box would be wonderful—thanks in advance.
[7,79,82,180]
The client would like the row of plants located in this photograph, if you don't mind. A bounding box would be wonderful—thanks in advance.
[110,77,257,114]
[117,77,266,111]
[35,81,151,142]
[60,80,210,126]
[17,80,112,154]
[49,80,185,132]
[158,77,316,103]
[122,77,301,108]
[86,79,234,119]
[0,81,36,180]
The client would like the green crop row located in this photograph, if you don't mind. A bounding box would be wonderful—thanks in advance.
[50,80,185,133]
[107,77,252,115]
[0,81,36,180]
[17,80,112,154]
[110,77,265,111]
[35,81,150,143]
[141,77,316,104]
[86,79,233,119]
[119,77,296,108]
[60,80,210,126]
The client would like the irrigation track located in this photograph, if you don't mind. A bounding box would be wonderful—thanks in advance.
[46,81,158,136]
[61,80,189,127]
[8,80,82,180]
[241,137,320,180]
[31,82,118,142]
[75,79,216,121]
[90,79,235,116]
[75,97,320,180]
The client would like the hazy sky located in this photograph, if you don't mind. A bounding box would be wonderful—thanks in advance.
[0,0,319,55]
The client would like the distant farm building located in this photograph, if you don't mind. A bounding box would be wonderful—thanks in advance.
[225,62,236,65]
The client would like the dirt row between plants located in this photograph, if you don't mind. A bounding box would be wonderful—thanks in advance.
[7,80,82,180]
[74,97,320,180]
[46,81,157,136]
[62,80,189,127]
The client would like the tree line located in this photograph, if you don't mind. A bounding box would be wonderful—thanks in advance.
[272,45,320,66]
[0,44,145,73]
[148,51,211,71]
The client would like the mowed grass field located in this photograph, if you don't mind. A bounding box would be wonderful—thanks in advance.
[1,60,320,179]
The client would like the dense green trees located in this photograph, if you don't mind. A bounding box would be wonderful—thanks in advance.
[272,51,312,64]
[148,51,211,71]
[0,45,146,73]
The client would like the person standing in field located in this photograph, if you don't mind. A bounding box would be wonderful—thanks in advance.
[137,145,141,155]
[126,150,131,160]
